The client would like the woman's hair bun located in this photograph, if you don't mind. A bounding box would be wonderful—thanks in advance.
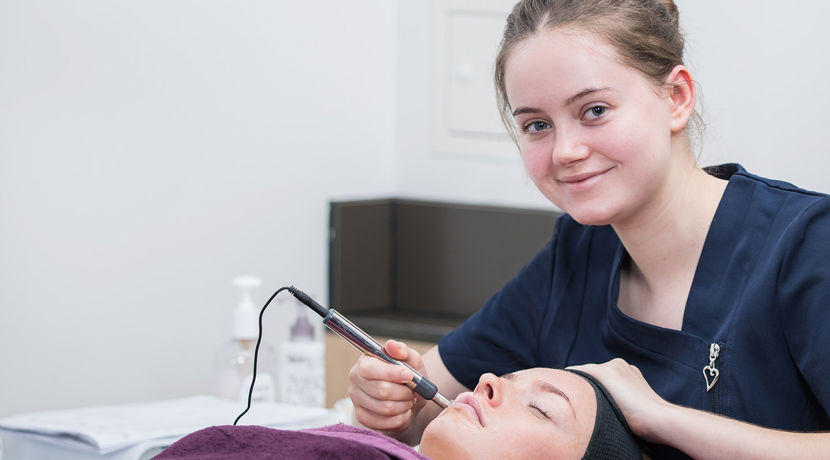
[655,0,679,22]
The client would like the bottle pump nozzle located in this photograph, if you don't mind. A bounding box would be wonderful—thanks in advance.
[231,275,262,340]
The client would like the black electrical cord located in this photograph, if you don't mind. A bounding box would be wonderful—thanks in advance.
[232,284,448,424]
[232,286,292,426]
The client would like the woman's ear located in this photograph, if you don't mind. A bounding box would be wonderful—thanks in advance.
[665,65,695,133]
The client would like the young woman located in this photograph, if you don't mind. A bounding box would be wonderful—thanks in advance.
[348,1,830,459]
[153,368,642,459]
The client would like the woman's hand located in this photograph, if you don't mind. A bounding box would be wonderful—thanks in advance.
[568,358,671,441]
[348,339,428,434]
[570,358,830,459]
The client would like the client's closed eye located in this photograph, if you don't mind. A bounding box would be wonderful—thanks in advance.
[529,402,551,420]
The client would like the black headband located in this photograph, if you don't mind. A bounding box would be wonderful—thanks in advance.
[566,369,644,460]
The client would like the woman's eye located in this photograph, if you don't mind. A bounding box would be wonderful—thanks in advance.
[583,105,607,120]
[529,402,551,420]
[523,121,550,133]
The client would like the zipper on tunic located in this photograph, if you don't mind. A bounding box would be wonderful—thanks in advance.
[703,343,720,392]
[704,343,721,414]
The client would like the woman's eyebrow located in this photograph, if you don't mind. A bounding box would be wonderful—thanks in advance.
[539,381,577,418]
[539,381,571,403]
[511,106,543,117]
[565,86,612,106]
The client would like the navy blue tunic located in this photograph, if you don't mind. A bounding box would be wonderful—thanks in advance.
[438,164,830,458]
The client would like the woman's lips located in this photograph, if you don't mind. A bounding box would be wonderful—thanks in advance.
[450,393,486,427]
[558,167,612,192]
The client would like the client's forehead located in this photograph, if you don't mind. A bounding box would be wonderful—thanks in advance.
[502,367,580,385]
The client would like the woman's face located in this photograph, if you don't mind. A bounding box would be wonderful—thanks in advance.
[420,368,597,460]
[504,28,677,226]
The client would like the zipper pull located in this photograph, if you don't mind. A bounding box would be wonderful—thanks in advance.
[702,343,720,391]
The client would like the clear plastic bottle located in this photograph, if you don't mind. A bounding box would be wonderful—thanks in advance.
[277,299,325,407]
[214,275,276,403]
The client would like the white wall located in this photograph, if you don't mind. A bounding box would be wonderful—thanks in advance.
[395,0,550,209]
[0,0,397,417]
[1,0,829,418]
[680,1,830,193]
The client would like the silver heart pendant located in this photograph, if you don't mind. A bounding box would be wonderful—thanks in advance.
[703,366,719,392]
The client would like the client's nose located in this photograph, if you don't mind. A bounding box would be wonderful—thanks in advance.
[474,373,504,407]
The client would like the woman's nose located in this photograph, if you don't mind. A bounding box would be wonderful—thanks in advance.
[474,373,504,407]
[552,129,590,166]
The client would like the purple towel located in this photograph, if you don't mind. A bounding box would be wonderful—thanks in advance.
[151,423,429,460]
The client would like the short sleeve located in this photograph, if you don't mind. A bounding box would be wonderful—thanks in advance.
[437,221,560,390]
[777,196,830,415]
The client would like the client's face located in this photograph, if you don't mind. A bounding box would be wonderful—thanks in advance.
[419,368,596,460]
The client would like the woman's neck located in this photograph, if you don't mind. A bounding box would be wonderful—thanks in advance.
[612,160,728,328]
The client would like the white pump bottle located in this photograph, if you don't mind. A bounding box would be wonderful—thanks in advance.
[214,275,276,403]
[277,297,325,407]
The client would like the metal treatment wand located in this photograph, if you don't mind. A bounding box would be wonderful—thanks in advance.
[288,286,452,409]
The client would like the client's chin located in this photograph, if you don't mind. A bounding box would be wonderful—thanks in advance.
[418,411,471,460]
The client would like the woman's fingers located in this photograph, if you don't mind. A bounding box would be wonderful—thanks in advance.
[569,358,642,385]
[352,403,417,433]
[348,382,415,415]
[353,353,414,385]
[383,339,424,375]
[351,356,417,400]
[568,358,669,439]
[347,342,428,432]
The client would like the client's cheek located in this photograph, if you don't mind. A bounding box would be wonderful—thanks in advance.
[477,426,557,460]
[527,427,585,460]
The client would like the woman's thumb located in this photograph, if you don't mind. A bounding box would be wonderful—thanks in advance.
[384,339,409,360]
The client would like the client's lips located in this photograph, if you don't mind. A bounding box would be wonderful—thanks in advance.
[451,393,486,427]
